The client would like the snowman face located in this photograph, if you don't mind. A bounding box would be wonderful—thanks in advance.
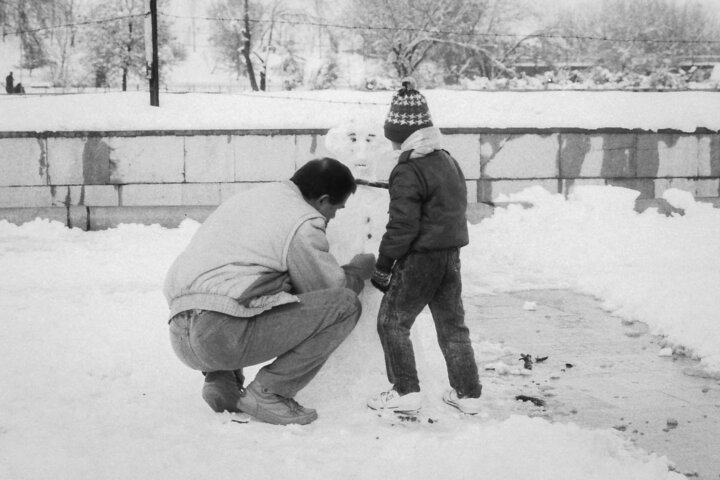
[324,121,394,181]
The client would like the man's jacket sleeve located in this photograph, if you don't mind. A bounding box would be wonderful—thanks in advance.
[287,218,364,294]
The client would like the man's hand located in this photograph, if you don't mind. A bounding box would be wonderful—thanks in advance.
[348,253,376,280]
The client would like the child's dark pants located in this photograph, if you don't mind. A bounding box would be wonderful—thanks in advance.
[377,248,482,397]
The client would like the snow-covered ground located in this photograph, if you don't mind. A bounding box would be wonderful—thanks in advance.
[1,183,718,479]
[2,90,719,479]
[1,89,720,132]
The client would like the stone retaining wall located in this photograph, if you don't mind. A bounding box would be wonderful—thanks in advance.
[1,128,719,229]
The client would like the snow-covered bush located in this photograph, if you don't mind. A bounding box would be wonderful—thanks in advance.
[304,56,340,90]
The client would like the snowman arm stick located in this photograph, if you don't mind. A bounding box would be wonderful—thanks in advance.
[355,179,389,189]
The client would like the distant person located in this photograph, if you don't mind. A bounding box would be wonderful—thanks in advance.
[5,72,13,94]
[13,83,25,94]
[163,158,375,425]
[367,78,483,415]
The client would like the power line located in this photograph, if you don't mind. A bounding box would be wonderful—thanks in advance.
[2,13,147,36]
[3,10,718,46]
[160,13,720,46]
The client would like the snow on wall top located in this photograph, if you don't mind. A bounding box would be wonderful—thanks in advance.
[1,89,719,133]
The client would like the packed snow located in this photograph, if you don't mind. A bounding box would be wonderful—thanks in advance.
[1,89,720,133]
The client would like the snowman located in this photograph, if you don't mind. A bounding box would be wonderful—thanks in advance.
[323,117,396,265]
[299,119,398,402]
[303,119,448,409]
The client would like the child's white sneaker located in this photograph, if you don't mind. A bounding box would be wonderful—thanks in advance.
[443,389,482,414]
[367,389,422,413]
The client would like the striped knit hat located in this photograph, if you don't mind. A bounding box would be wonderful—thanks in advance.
[384,77,433,144]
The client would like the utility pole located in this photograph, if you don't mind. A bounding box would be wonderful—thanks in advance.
[145,0,160,106]
[242,0,259,91]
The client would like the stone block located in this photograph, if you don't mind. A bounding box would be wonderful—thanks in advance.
[296,134,334,163]
[606,178,655,199]
[180,183,221,206]
[184,135,235,182]
[47,137,83,185]
[561,178,606,197]
[466,203,494,224]
[560,134,635,178]
[710,134,720,176]
[465,180,477,205]
[480,134,559,179]
[82,185,119,206]
[0,207,67,226]
[88,206,215,230]
[233,135,296,181]
[219,182,268,201]
[50,185,94,207]
[68,206,89,230]
[0,137,47,186]
[120,184,183,206]
[697,179,720,197]
[654,178,720,198]
[478,179,559,203]
[637,134,701,178]
[50,186,75,206]
[48,136,114,185]
[443,134,481,179]
[653,178,695,197]
[697,135,714,177]
[0,186,53,207]
[109,136,184,184]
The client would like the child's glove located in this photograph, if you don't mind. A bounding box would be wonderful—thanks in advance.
[371,255,395,293]
[371,267,392,293]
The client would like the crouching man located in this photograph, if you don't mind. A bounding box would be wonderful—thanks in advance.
[163,158,375,425]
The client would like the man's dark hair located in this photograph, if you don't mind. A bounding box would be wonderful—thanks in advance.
[291,157,357,204]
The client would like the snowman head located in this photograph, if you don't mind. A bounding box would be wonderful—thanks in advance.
[324,118,393,182]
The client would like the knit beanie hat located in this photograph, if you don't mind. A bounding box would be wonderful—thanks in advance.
[384,77,433,144]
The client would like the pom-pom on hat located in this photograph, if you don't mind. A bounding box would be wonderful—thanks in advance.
[384,77,433,144]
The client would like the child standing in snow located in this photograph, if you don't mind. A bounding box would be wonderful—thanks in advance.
[367,78,483,415]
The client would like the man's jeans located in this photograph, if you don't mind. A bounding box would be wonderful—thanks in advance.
[378,249,482,397]
[169,288,361,398]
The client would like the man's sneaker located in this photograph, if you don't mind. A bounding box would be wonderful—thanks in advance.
[237,380,318,425]
[202,370,244,413]
[367,389,422,413]
[443,389,482,415]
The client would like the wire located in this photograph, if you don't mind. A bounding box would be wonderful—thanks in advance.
[3,12,147,36]
[3,10,718,46]
[160,13,720,45]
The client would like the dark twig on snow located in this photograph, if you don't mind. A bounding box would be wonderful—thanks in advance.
[515,395,546,407]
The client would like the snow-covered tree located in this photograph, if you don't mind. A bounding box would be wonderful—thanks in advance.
[82,0,184,90]
[0,0,77,75]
